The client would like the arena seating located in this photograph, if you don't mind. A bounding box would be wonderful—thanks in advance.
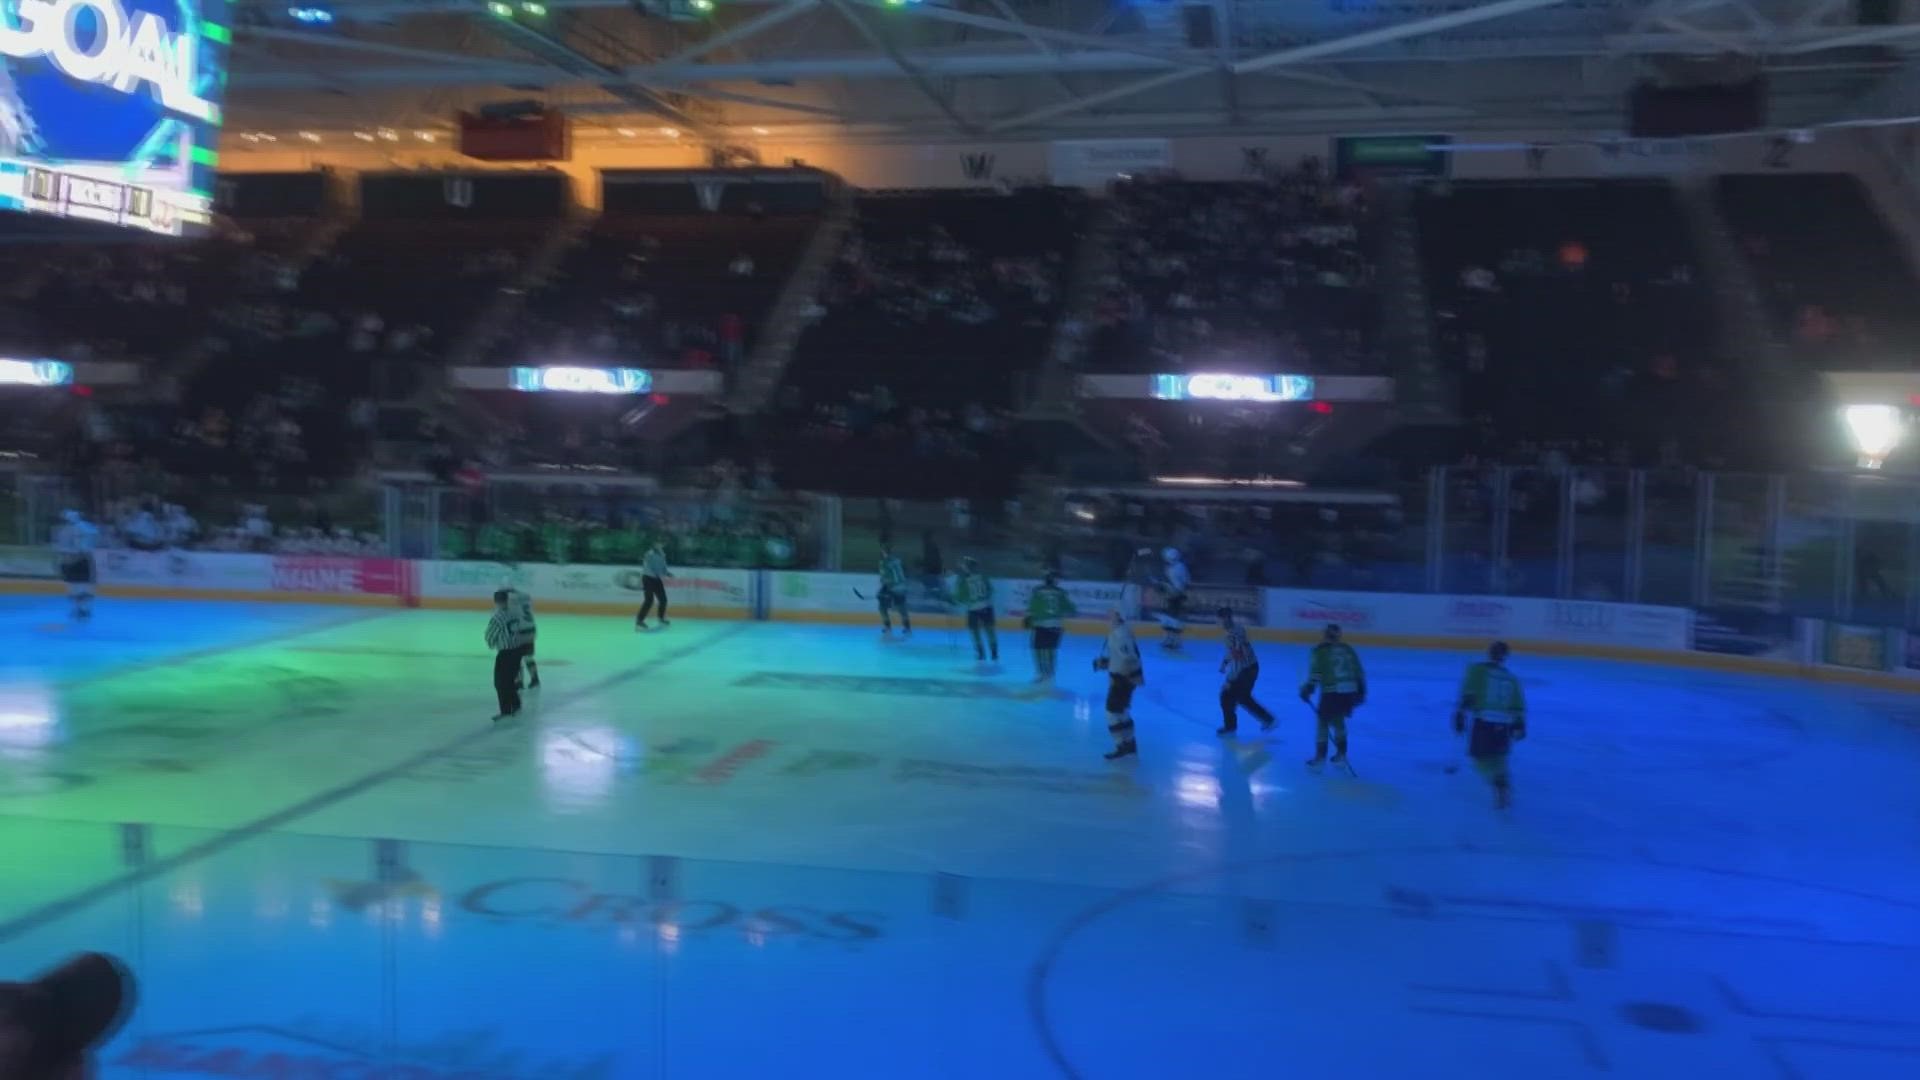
[1416,180,1727,465]
[768,188,1085,496]
[492,210,818,369]
[1716,173,1920,369]
[1088,169,1383,376]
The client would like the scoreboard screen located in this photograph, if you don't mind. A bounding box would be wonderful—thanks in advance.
[0,0,230,236]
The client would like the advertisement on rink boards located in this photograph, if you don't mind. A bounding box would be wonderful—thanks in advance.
[1259,590,1693,652]
[1531,599,1691,652]
[0,545,54,579]
[1822,622,1894,672]
[774,570,946,616]
[419,560,751,612]
[774,571,1133,622]
[1691,606,1803,661]
[269,556,412,597]
[95,550,274,591]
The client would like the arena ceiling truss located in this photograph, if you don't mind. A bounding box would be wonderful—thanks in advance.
[224,0,1920,147]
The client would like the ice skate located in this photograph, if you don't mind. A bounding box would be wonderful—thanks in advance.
[1104,739,1137,761]
[1216,725,1238,738]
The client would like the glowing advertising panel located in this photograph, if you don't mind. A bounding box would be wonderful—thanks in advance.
[0,356,71,384]
[0,0,228,235]
[508,366,653,394]
[1151,373,1315,403]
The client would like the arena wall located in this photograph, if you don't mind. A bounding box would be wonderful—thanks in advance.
[5,550,1918,692]
[216,126,1877,193]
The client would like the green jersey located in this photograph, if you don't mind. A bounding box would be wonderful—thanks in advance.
[879,556,908,591]
[1025,584,1076,627]
[952,572,993,611]
[1459,661,1525,723]
[1305,641,1366,695]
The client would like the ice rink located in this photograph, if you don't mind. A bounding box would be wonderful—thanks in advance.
[0,595,1917,1079]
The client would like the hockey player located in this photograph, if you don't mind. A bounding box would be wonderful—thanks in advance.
[1216,606,1276,736]
[52,510,98,621]
[951,557,998,663]
[1093,609,1144,760]
[877,545,912,638]
[504,583,539,689]
[1119,547,1155,623]
[1023,571,1076,684]
[1299,623,1366,771]
[1454,641,1527,809]
[1157,547,1191,650]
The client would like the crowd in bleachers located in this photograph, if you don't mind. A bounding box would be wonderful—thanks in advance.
[1089,163,1382,376]
[9,166,1920,586]
[769,190,1083,496]
[1417,180,1748,468]
[1717,173,1920,370]
[492,208,813,372]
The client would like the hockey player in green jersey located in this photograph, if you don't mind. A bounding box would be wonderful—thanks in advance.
[877,546,912,637]
[951,557,999,662]
[1299,623,1366,771]
[1454,641,1527,808]
[1023,572,1076,685]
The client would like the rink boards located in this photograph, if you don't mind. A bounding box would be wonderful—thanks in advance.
[3,548,1917,690]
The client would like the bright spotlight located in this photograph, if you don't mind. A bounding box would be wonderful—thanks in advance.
[1843,404,1905,469]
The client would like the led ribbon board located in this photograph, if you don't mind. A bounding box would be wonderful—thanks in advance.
[1151,373,1316,402]
[0,0,229,235]
[509,366,653,394]
[0,357,72,384]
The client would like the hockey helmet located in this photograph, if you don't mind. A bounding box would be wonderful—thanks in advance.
[1489,640,1510,662]
[61,508,81,524]
[1162,547,1182,562]
[1323,623,1342,642]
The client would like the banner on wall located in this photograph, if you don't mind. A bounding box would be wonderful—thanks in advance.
[1692,607,1801,661]
[98,550,274,591]
[1823,622,1893,672]
[270,556,412,597]
[1049,138,1172,186]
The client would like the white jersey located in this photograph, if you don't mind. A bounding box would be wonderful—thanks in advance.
[1100,624,1144,678]
[506,588,536,632]
[1164,560,1191,595]
[54,521,98,558]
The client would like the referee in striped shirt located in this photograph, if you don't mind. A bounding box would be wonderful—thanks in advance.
[486,589,534,721]
[1217,606,1276,737]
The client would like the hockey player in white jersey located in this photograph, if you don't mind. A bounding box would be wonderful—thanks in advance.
[1156,547,1191,650]
[52,510,99,621]
[1093,609,1145,760]
[504,583,539,689]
